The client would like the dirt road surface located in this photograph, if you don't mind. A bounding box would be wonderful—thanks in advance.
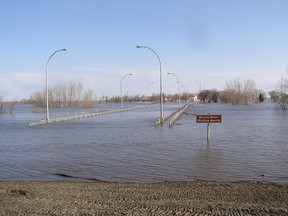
[1,180,287,215]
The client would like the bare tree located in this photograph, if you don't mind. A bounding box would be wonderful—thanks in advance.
[82,88,95,108]
[48,88,56,107]
[226,78,242,105]
[7,100,18,114]
[208,89,220,103]
[273,74,288,110]
[254,89,266,102]
[30,90,46,107]
[268,90,278,101]
[61,83,68,107]
[52,83,64,107]
[109,96,120,103]
[0,96,4,114]
[66,81,83,107]
[198,89,219,103]
[243,79,257,105]
[219,90,230,103]
[221,78,257,105]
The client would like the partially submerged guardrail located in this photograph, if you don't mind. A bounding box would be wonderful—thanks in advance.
[169,104,191,127]
[27,104,157,127]
[154,104,191,127]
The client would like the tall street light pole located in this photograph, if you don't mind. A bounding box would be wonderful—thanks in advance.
[120,73,132,110]
[196,81,202,93]
[179,81,188,103]
[136,45,163,124]
[145,82,154,103]
[167,72,180,110]
[45,48,67,122]
[196,80,202,102]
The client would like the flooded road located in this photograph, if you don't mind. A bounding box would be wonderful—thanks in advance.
[0,102,287,184]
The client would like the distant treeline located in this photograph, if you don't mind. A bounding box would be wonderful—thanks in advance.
[199,78,265,105]
[1,75,287,111]
[28,78,264,108]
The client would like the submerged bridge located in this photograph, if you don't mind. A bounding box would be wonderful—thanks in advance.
[27,104,191,127]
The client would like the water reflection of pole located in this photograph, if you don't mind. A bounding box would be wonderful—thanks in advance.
[120,73,132,110]
[136,46,163,124]
[45,48,67,122]
[145,82,154,103]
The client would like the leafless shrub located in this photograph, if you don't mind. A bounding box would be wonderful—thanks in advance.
[0,96,4,114]
[82,88,95,108]
[30,81,95,108]
[220,78,257,105]
[7,100,18,114]
[272,74,288,110]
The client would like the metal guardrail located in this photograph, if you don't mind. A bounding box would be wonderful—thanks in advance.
[27,104,157,127]
[154,104,191,127]
[168,104,191,127]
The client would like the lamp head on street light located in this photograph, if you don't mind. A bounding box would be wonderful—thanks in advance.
[167,73,171,75]
[62,48,67,51]
[136,46,143,48]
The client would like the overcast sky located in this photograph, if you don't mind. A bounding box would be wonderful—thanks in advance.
[1,0,288,100]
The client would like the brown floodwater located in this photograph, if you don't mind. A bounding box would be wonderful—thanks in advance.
[0,102,287,185]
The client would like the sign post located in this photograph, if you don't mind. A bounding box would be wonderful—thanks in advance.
[196,114,221,141]
[207,122,210,141]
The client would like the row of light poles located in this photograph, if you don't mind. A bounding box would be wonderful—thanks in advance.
[45,46,192,125]
[120,72,185,110]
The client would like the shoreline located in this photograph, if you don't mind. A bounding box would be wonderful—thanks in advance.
[1,180,287,215]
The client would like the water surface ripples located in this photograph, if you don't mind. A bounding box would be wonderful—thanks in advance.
[0,102,287,185]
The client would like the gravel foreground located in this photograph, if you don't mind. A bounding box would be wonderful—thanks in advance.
[1,180,287,215]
